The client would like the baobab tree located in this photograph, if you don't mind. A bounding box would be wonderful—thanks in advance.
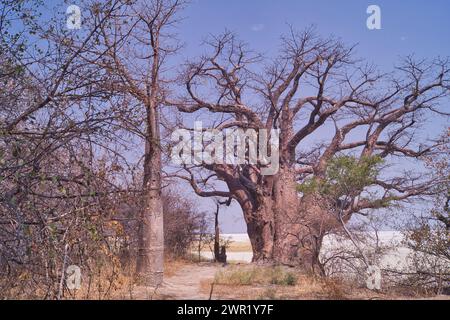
[169,29,450,272]
[70,0,185,285]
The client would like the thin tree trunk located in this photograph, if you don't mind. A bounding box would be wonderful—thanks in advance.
[136,104,164,285]
[214,203,220,262]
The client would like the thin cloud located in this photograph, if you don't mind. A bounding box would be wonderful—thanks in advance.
[251,23,264,32]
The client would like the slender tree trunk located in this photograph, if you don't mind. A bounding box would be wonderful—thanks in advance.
[214,204,220,262]
[136,94,164,286]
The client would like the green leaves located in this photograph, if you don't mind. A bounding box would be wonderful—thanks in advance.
[327,155,383,194]
[297,155,384,198]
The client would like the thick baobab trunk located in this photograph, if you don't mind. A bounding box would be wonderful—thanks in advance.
[244,169,330,274]
[245,197,275,262]
[136,105,164,286]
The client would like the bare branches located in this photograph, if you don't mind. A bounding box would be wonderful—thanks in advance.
[171,31,263,128]
[167,167,233,199]
[169,26,450,240]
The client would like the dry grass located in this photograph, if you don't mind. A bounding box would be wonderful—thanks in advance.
[214,265,297,286]
[204,264,391,300]
[64,257,194,299]
[164,257,191,277]
[66,264,135,300]
[189,239,253,253]
[227,241,253,252]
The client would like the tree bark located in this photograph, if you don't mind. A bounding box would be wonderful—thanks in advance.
[243,169,330,274]
[245,197,275,263]
[136,104,164,285]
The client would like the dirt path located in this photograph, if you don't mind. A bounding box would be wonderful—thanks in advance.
[133,263,220,300]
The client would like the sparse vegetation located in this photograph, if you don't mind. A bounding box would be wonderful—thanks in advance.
[214,266,297,286]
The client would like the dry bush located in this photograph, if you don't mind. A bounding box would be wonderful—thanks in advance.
[383,141,449,295]
[0,141,134,299]
[319,216,393,285]
[163,191,208,258]
[385,213,450,295]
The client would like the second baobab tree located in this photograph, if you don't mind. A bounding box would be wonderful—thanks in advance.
[79,0,185,285]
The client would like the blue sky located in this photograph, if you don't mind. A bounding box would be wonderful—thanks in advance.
[179,0,450,67]
[38,0,450,232]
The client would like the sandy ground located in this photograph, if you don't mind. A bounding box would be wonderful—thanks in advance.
[133,263,220,299]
